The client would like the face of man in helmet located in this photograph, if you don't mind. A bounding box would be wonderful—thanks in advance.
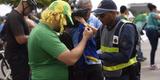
[97,11,117,27]
[22,1,34,16]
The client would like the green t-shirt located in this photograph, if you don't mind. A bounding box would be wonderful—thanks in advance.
[134,13,147,23]
[28,22,68,80]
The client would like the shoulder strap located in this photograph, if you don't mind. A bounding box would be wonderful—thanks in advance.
[112,20,126,47]
[118,20,139,57]
[113,19,139,48]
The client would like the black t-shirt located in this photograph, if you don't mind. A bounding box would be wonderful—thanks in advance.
[5,10,29,57]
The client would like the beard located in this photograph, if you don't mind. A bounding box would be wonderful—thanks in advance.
[53,26,61,32]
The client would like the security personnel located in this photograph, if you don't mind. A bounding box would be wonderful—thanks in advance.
[93,0,140,80]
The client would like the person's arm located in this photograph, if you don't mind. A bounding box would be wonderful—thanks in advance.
[25,16,36,29]
[156,10,160,13]
[153,12,160,19]
[57,27,93,65]
[74,16,97,34]
[40,27,93,65]
[155,15,160,19]
[15,35,28,44]
[99,24,136,63]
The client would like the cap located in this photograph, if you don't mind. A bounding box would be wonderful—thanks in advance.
[92,0,117,15]
[41,0,73,33]
[48,0,74,25]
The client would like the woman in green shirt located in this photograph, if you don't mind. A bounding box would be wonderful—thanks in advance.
[28,0,93,80]
[145,3,160,70]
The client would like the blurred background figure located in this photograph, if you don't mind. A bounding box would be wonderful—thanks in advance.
[0,16,7,49]
[0,16,6,32]
[28,10,39,23]
[133,13,148,62]
[145,3,160,70]
[120,5,129,20]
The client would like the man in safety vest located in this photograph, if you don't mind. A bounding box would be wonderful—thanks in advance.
[93,0,140,80]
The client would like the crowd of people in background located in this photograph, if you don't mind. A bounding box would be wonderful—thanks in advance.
[0,0,159,80]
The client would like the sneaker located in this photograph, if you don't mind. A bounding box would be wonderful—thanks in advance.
[141,57,147,61]
[150,65,159,70]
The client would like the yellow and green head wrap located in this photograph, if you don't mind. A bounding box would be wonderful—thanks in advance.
[41,0,73,33]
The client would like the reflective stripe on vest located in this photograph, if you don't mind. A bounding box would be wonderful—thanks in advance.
[103,57,137,71]
[100,20,137,71]
[100,46,119,53]
[86,56,99,62]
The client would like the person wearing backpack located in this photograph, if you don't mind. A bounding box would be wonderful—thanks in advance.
[93,0,140,80]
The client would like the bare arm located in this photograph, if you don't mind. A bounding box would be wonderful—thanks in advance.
[25,16,36,29]
[155,14,160,19]
[16,17,36,44]
[15,35,28,44]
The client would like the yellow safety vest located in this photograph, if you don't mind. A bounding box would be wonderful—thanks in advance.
[100,43,137,71]
[100,19,137,71]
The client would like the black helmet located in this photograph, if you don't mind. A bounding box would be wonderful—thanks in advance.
[22,0,37,10]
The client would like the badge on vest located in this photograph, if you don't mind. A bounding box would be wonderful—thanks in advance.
[113,35,119,45]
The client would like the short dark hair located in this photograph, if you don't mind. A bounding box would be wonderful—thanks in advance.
[120,5,127,14]
[147,3,156,11]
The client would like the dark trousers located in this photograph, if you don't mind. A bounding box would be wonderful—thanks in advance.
[145,28,159,65]
[69,64,104,80]
[5,54,30,80]
[105,62,141,80]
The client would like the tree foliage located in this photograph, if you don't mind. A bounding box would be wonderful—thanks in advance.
[0,0,68,8]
